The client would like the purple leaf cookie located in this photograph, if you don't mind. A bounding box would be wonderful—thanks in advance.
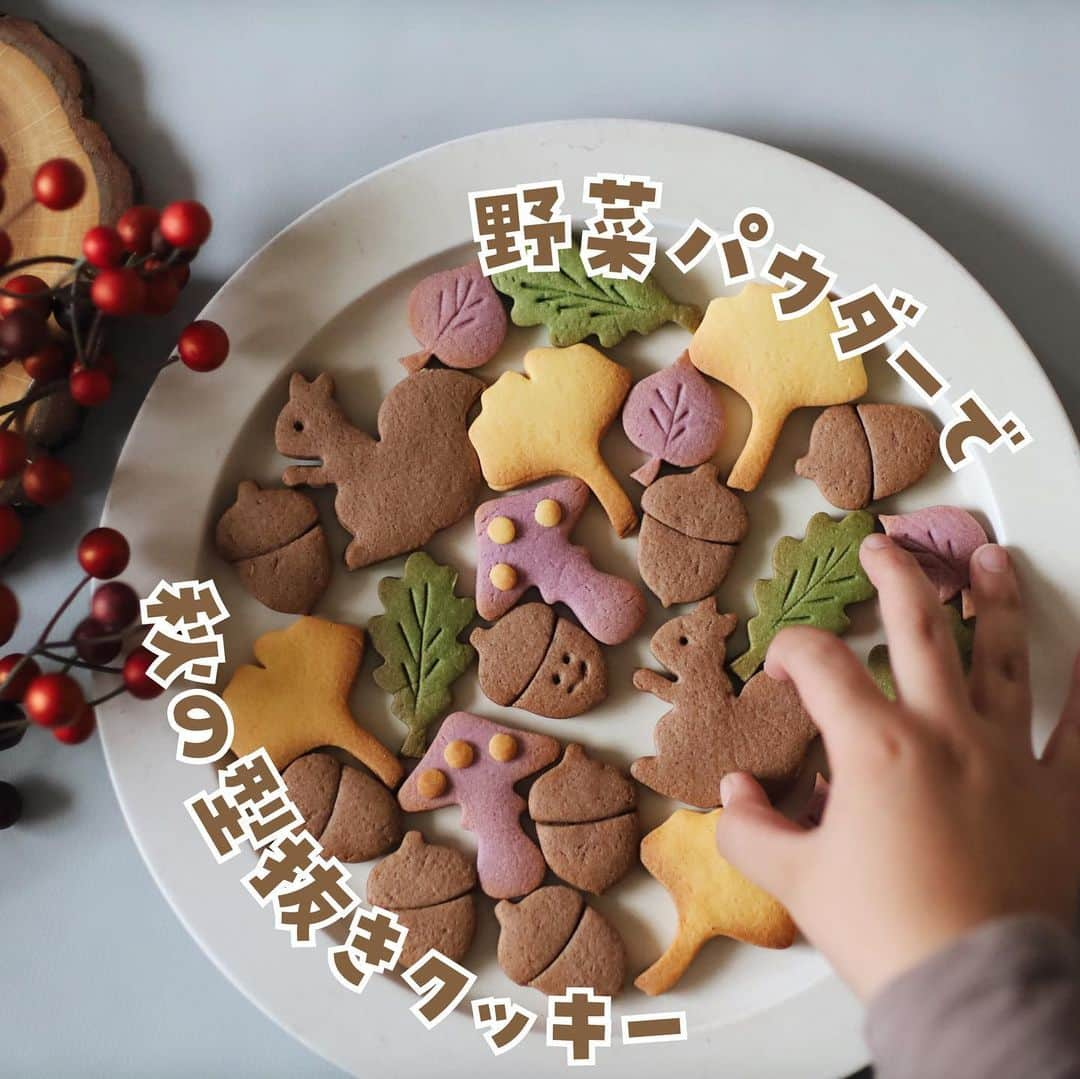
[474,478,647,646]
[622,352,724,486]
[400,261,508,372]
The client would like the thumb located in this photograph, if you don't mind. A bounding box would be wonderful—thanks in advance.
[715,772,806,903]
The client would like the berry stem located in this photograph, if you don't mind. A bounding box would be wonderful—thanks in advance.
[0,255,78,282]
[88,684,126,708]
[37,650,122,674]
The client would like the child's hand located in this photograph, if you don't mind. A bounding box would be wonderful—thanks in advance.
[715,535,1080,1001]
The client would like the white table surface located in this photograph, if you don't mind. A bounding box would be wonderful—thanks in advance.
[2,2,1078,1075]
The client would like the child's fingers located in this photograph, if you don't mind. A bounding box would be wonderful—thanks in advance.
[968,545,1032,740]
[859,534,969,728]
[1042,652,1080,772]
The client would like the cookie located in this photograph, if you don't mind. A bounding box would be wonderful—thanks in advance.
[622,352,725,485]
[474,478,646,646]
[528,744,639,894]
[366,831,478,969]
[368,552,475,757]
[214,480,331,614]
[632,598,816,806]
[222,616,403,788]
[688,283,868,491]
[275,369,484,570]
[400,262,507,372]
[635,808,796,995]
[796,403,937,509]
[468,344,636,536]
[495,884,627,998]
[397,711,560,899]
[283,751,402,862]
[470,603,607,719]
[638,463,748,606]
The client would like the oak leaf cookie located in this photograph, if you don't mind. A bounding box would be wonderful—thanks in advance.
[638,463,748,606]
[397,711,560,899]
[275,369,484,570]
[495,884,627,998]
[468,344,636,536]
[283,751,402,862]
[214,481,331,614]
[222,616,403,789]
[688,283,868,491]
[528,744,639,894]
[635,808,795,995]
[470,603,608,719]
[474,478,646,646]
[796,403,937,509]
[632,598,816,806]
[366,831,478,969]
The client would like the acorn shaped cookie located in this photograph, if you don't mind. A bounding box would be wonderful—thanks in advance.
[366,831,478,969]
[796,403,937,510]
[470,603,608,719]
[528,744,639,894]
[637,463,749,607]
[283,752,402,862]
[495,885,627,997]
[215,480,331,614]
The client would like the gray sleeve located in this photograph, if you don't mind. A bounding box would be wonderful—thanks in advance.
[865,915,1080,1079]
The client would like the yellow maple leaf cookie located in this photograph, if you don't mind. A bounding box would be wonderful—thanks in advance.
[635,807,796,996]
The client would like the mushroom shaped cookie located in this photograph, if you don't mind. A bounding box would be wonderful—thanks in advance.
[397,712,560,899]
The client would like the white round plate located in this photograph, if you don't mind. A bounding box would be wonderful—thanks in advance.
[99,120,1080,1079]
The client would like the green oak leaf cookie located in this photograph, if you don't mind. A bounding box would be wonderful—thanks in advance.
[369,551,476,758]
[492,245,701,348]
[730,511,877,681]
[868,605,975,701]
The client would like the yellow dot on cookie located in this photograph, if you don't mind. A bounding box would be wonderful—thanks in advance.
[417,768,448,799]
[444,739,475,769]
[534,499,562,527]
[486,516,516,545]
[489,563,518,591]
[488,732,518,762]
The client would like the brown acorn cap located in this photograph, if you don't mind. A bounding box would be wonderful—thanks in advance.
[495,885,584,985]
[641,463,748,543]
[794,404,872,510]
[470,603,556,706]
[215,480,319,560]
[857,403,937,499]
[283,751,342,838]
[366,831,476,909]
[529,744,636,824]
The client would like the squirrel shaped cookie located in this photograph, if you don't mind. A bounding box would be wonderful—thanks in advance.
[275,370,484,570]
[632,598,816,806]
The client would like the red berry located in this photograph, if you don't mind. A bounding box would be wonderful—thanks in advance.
[0,430,26,480]
[72,351,118,381]
[0,583,16,644]
[73,617,122,664]
[0,653,40,701]
[141,272,180,316]
[159,200,212,249]
[22,340,69,382]
[122,646,162,699]
[82,225,126,268]
[53,704,96,745]
[0,506,22,559]
[91,581,139,631]
[90,267,146,316]
[69,366,112,406]
[21,456,72,505]
[116,206,160,254]
[0,275,50,318]
[33,158,85,211]
[177,320,229,372]
[23,672,83,727]
[78,526,129,578]
[0,309,49,359]
[0,231,11,268]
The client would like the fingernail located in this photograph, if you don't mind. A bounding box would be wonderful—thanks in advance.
[719,774,737,807]
[976,544,1009,573]
[862,533,891,550]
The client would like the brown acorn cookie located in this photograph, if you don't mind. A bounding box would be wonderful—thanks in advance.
[495,885,627,997]
[470,603,608,719]
[796,403,937,509]
[366,831,478,969]
[283,752,402,862]
[638,463,749,607]
[528,744,639,894]
[215,480,331,614]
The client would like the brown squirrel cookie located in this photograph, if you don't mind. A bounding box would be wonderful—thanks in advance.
[528,744,639,894]
[796,403,937,509]
[283,752,402,862]
[470,603,608,719]
[638,463,748,606]
[275,369,484,570]
[214,481,330,614]
[367,831,478,969]
[495,885,626,997]
[632,598,816,806]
